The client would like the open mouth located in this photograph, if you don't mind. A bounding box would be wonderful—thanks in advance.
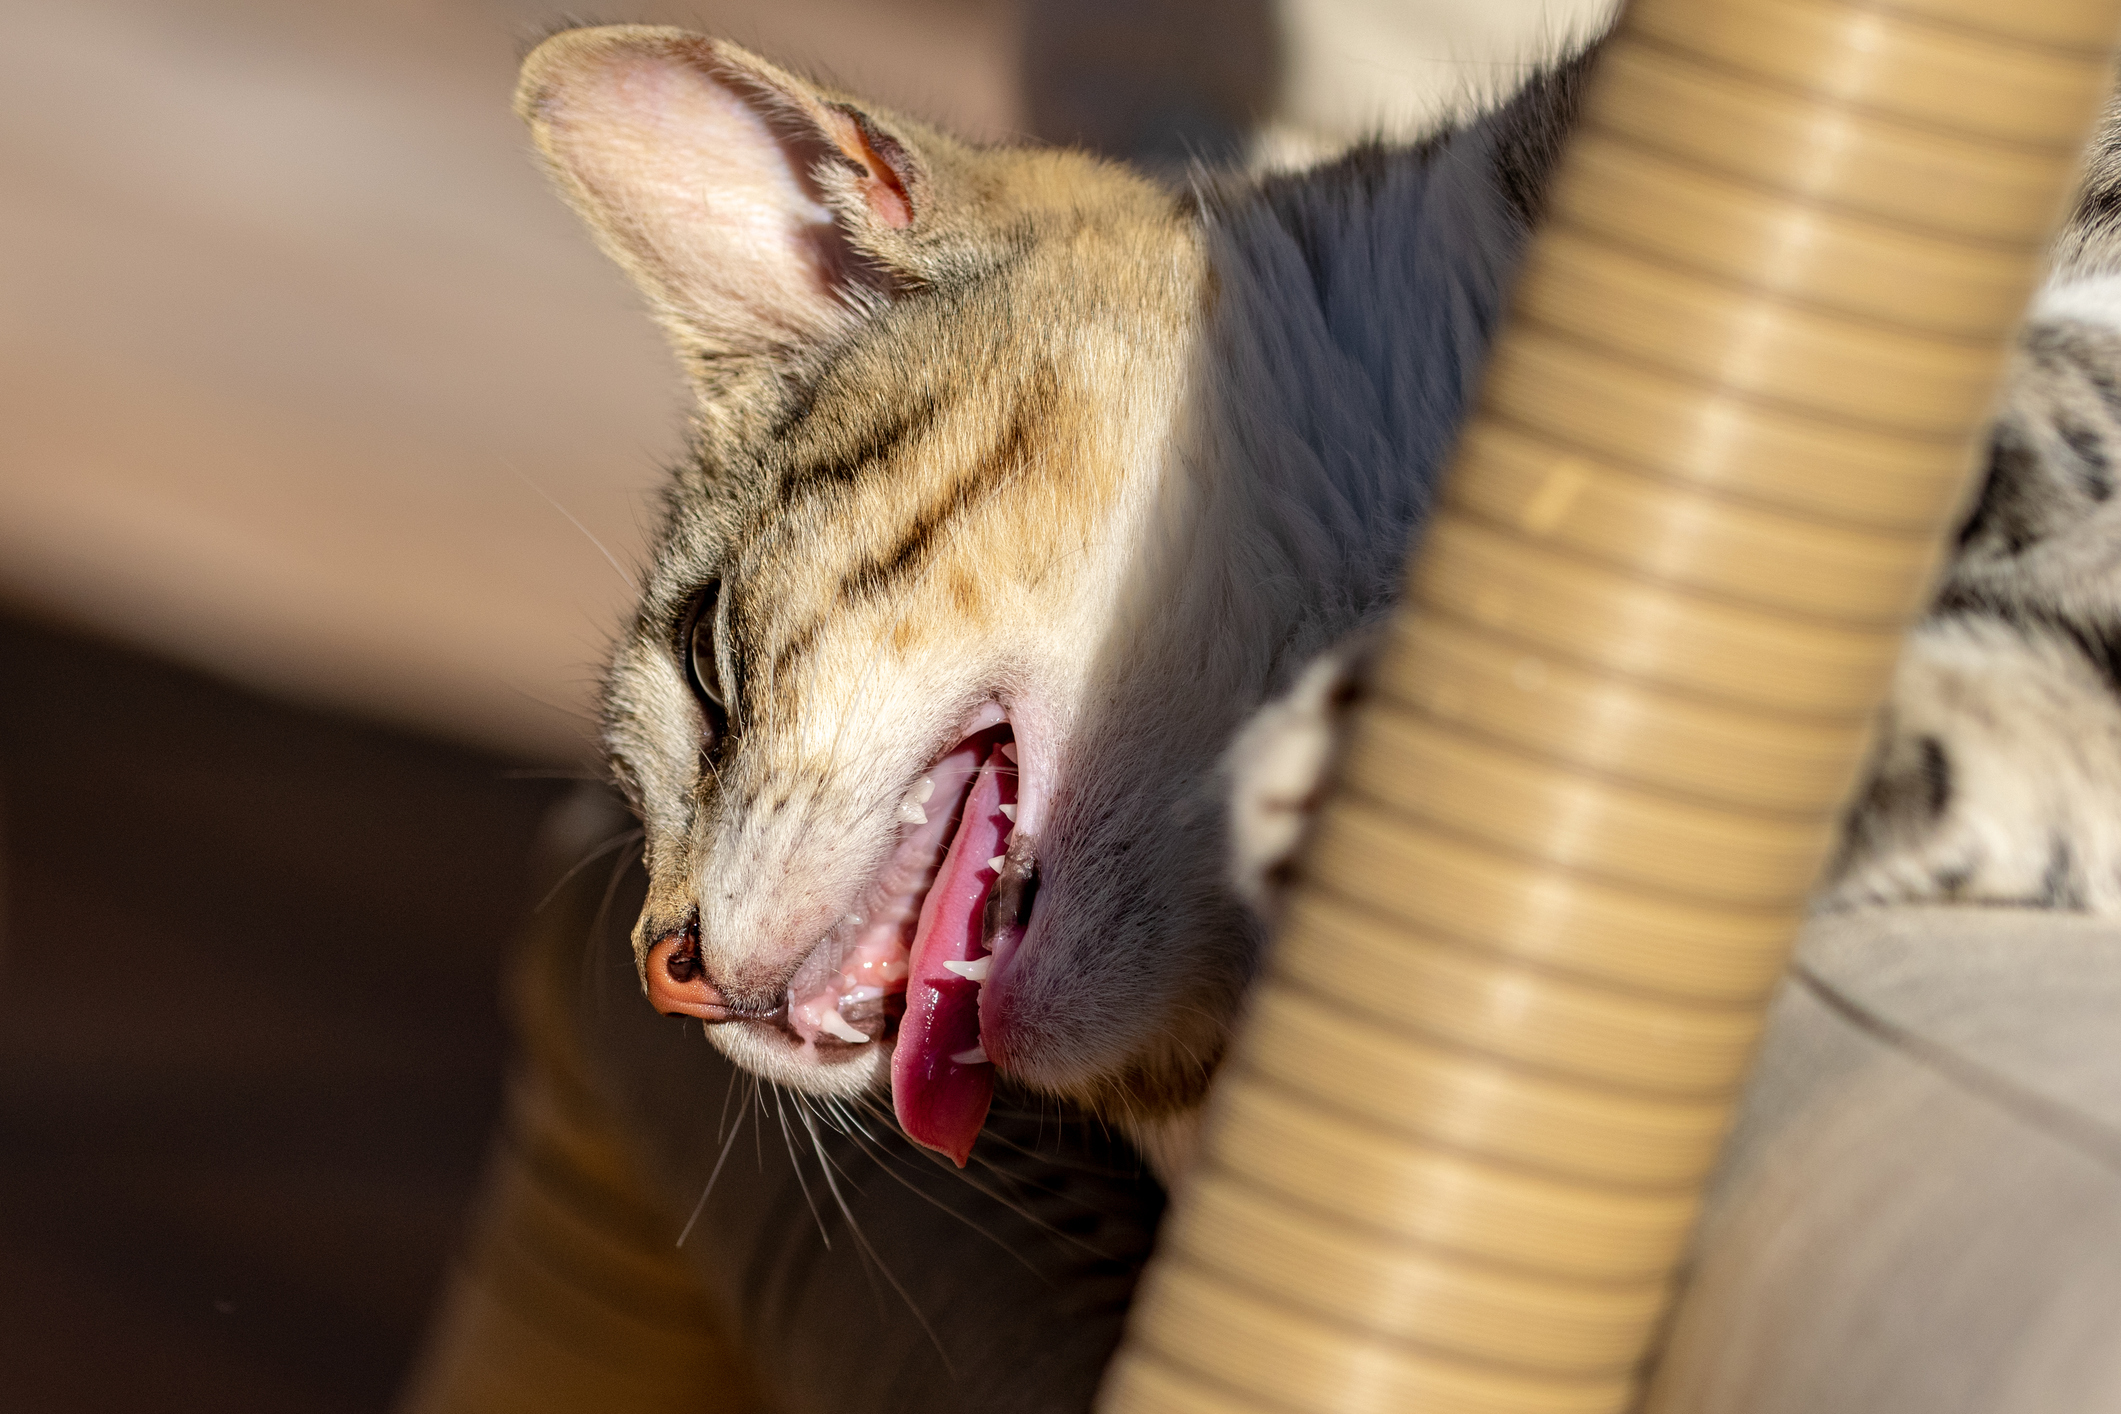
[780,710,1037,1166]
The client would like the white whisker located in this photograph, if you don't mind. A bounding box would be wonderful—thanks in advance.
[797,1101,957,1373]
[509,461,638,592]
[772,1085,830,1247]
[678,1082,755,1248]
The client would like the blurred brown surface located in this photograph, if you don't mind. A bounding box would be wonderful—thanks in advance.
[0,0,1022,765]
[0,613,566,1411]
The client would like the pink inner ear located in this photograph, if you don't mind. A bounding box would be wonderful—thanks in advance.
[822,108,915,230]
[543,45,858,350]
[860,168,914,230]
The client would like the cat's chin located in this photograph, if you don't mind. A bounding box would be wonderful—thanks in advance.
[700,1018,895,1101]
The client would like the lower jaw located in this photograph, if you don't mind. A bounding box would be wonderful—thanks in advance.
[889,738,1022,1165]
[778,718,1032,1166]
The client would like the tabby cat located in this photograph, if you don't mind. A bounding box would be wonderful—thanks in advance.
[514,25,2121,1177]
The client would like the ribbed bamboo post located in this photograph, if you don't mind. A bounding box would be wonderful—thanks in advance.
[1100,1,2121,1411]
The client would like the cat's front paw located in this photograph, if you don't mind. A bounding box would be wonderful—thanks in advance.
[1820,616,2121,913]
[1224,639,1371,912]
[1827,281,2121,916]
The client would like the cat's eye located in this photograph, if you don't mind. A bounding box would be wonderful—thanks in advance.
[685,583,727,716]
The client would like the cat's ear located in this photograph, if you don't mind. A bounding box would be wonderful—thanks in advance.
[515,27,941,374]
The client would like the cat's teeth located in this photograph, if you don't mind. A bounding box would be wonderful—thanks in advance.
[1000,743,1018,763]
[818,1009,870,1044]
[950,1044,989,1066]
[986,855,1006,873]
[942,956,991,982]
[896,776,938,824]
[998,804,1016,821]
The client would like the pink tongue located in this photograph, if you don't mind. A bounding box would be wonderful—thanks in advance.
[893,745,1012,1166]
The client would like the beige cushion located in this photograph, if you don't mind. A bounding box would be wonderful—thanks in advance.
[1649,906,2121,1413]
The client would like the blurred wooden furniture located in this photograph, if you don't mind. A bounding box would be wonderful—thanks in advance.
[0,0,1020,764]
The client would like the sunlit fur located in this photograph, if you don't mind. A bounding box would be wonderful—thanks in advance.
[524,26,2121,1168]
[520,26,1581,1142]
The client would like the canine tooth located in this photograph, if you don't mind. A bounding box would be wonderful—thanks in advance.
[942,957,992,982]
[998,804,1016,821]
[950,1044,989,1066]
[986,855,1005,873]
[896,776,937,824]
[1000,743,1018,763]
[818,1010,869,1044]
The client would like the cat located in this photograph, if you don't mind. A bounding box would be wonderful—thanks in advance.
[515,23,2121,1181]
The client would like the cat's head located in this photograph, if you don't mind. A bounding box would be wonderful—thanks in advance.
[520,26,1259,1163]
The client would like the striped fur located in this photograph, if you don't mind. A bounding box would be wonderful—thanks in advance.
[1822,272,2121,911]
[519,26,1578,1150]
[520,25,2121,1171]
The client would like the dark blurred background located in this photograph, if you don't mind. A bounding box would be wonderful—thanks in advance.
[0,0,1602,1408]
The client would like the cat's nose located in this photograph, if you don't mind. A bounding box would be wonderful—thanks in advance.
[645,925,732,1019]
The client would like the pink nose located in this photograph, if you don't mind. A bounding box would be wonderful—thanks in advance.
[645,928,729,1020]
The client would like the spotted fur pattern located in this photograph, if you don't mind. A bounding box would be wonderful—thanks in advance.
[1820,279,2121,912]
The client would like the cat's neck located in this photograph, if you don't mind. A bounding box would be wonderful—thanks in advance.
[1183,61,1588,693]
